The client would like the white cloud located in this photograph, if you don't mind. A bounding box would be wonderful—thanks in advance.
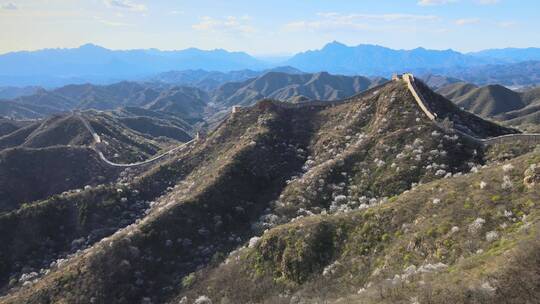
[94,16,134,27]
[169,10,184,15]
[477,0,499,4]
[317,12,438,22]
[192,16,257,34]
[284,12,439,32]
[1,3,17,10]
[419,0,498,5]
[104,0,147,12]
[455,18,480,25]
[498,21,517,28]
[418,0,457,6]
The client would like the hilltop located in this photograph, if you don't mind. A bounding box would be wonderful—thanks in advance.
[0,86,40,99]
[211,72,386,107]
[147,67,304,91]
[1,77,534,304]
[0,118,30,137]
[437,82,540,129]
[0,82,208,122]
[0,109,193,213]
[437,83,526,117]
[0,72,387,122]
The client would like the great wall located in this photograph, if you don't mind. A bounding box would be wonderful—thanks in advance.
[397,73,540,146]
[79,74,540,167]
[76,112,195,168]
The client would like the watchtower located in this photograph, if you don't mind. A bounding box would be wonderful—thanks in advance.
[232,105,242,114]
[392,74,403,81]
[195,130,206,141]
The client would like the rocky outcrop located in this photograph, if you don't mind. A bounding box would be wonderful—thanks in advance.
[524,163,540,188]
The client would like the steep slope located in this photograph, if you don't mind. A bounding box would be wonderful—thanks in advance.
[438,84,527,117]
[116,117,191,142]
[0,123,41,149]
[117,107,194,131]
[0,113,121,151]
[420,74,463,90]
[57,82,161,110]
[143,87,209,122]
[436,82,478,100]
[10,82,159,112]
[211,71,385,107]
[436,83,540,128]
[0,80,517,304]
[0,100,57,119]
[11,88,78,112]
[0,118,30,137]
[412,79,516,138]
[172,150,540,304]
[0,110,193,212]
[3,82,208,121]
[17,115,94,148]
[0,110,192,156]
[0,146,119,213]
[3,72,387,120]
[0,86,40,99]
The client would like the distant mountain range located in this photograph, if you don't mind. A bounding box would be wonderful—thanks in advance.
[2,42,540,87]
[210,71,385,107]
[4,76,534,304]
[286,41,490,75]
[0,86,41,99]
[0,71,385,120]
[0,81,208,123]
[468,47,540,62]
[0,43,268,87]
[146,66,304,91]
[436,81,540,127]
[429,61,540,88]
[437,83,528,116]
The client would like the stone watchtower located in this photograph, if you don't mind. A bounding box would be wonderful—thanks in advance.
[231,105,242,114]
[392,74,404,81]
[195,130,206,141]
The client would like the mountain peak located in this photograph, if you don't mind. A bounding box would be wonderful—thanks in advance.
[323,41,348,49]
[79,43,107,51]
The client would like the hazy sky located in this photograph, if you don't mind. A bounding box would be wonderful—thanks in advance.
[0,0,538,56]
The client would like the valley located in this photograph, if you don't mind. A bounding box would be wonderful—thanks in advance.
[1,73,540,303]
[2,0,540,302]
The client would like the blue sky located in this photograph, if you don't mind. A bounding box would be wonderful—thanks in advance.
[0,0,538,56]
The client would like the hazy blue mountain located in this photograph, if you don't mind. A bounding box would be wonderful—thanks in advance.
[0,44,267,87]
[0,86,41,99]
[147,66,304,90]
[469,48,540,62]
[285,41,490,76]
[433,61,540,87]
[1,70,385,119]
[211,71,386,107]
[4,41,540,89]
[0,81,209,122]
[419,74,464,89]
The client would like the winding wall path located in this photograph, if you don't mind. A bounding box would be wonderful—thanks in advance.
[76,113,194,167]
[400,73,540,146]
[79,74,540,168]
